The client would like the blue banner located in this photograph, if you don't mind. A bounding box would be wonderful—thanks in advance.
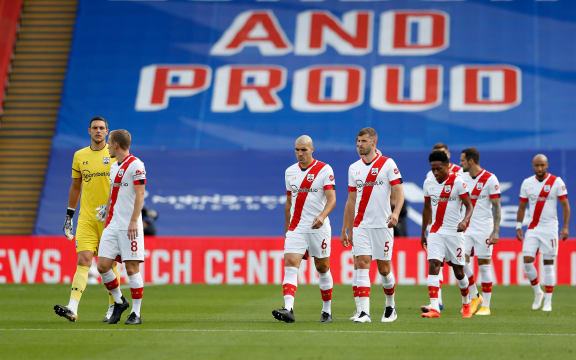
[36,0,575,237]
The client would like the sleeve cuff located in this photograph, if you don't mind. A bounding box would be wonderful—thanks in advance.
[424,196,431,201]
[489,194,500,199]
[390,178,403,186]
[558,194,567,200]
[459,193,469,199]
[286,191,291,196]
[519,197,528,203]
[134,179,146,185]
[324,185,335,190]
[348,186,357,192]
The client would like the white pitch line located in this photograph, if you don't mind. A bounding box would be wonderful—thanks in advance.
[1,328,575,337]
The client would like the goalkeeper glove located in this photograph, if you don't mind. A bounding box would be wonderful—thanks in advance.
[63,208,75,241]
[95,205,107,223]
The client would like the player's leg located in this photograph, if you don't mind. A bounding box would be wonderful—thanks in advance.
[522,231,544,310]
[309,229,333,322]
[422,233,443,318]
[124,260,144,324]
[542,259,555,311]
[352,228,372,323]
[98,228,129,324]
[54,220,99,322]
[118,228,146,324]
[95,221,121,322]
[350,255,360,320]
[377,259,397,322]
[437,263,444,310]
[314,257,333,322]
[463,235,481,306]
[422,259,442,318]
[541,236,558,311]
[447,234,472,318]
[273,231,304,322]
[475,237,494,315]
[98,256,129,324]
[375,228,396,322]
[54,250,92,322]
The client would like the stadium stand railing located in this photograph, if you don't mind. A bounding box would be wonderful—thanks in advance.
[0,0,77,235]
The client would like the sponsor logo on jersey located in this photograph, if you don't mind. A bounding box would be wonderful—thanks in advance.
[81,170,111,183]
[355,179,384,192]
[430,195,460,206]
[135,169,146,175]
[103,157,110,165]
[290,184,318,194]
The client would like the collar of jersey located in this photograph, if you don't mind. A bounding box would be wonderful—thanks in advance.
[471,168,485,180]
[362,153,380,165]
[117,154,134,166]
[535,173,549,183]
[299,159,316,171]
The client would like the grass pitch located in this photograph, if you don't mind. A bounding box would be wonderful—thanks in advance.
[1,284,575,359]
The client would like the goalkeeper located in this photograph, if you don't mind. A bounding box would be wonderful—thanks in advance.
[54,117,121,322]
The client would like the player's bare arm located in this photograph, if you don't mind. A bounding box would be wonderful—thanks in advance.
[67,178,82,209]
[284,193,292,234]
[63,178,82,240]
[489,197,501,245]
[559,197,570,240]
[340,191,356,247]
[421,197,431,250]
[516,200,527,241]
[128,184,145,241]
[312,189,335,229]
[387,184,404,228]
[457,195,473,232]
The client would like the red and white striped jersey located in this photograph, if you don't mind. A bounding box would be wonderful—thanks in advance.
[424,173,469,235]
[520,173,567,232]
[461,169,501,234]
[426,163,462,181]
[285,159,335,233]
[348,154,402,228]
[106,154,147,230]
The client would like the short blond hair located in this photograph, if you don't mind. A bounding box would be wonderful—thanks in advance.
[109,129,131,150]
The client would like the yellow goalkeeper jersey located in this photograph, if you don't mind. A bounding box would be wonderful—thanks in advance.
[71,145,116,221]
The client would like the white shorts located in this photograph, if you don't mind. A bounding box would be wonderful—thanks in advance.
[427,232,465,266]
[522,229,558,260]
[284,227,331,258]
[464,229,493,259]
[352,227,393,261]
[99,226,145,262]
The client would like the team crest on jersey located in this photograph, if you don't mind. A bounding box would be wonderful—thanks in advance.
[544,185,551,192]
[476,183,484,191]
[371,168,378,175]
[444,185,452,193]
[118,169,125,177]
[103,157,110,165]
[307,174,315,182]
